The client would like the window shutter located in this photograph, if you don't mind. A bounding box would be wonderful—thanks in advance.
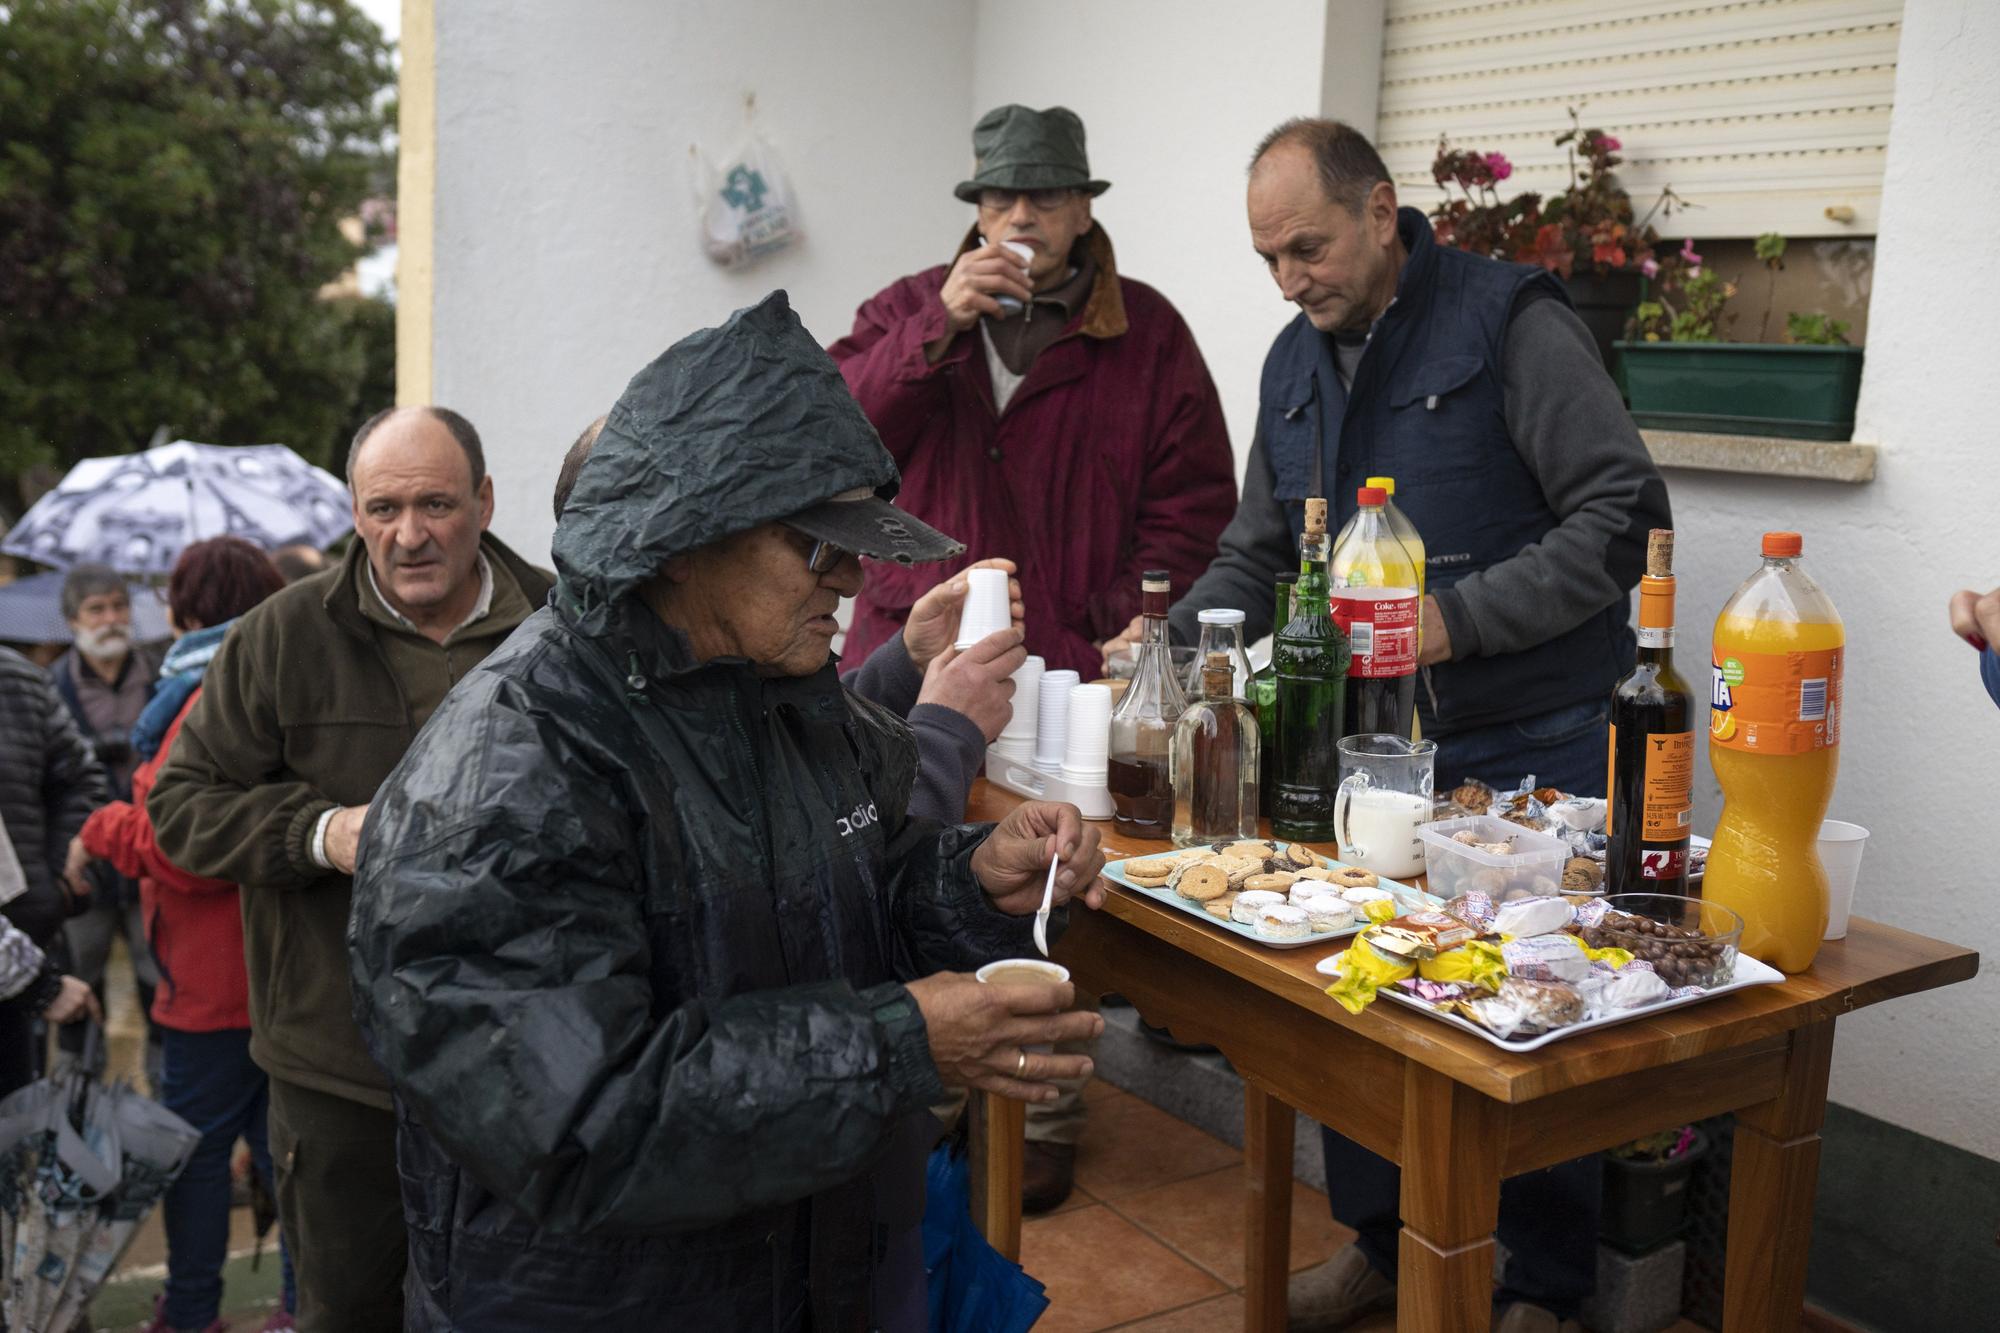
[1376,0,1901,238]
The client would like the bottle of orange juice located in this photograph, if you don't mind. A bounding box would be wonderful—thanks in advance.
[1704,532,1844,973]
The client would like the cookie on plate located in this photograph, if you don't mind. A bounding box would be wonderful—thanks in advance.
[1216,856,1264,887]
[1202,893,1238,920]
[1285,843,1322,868]
[1123,856,1177,887]
[1329,866,1380,888]
[1245,872,1299,894]
[1174,864,1230,902]
[1223,840,1276,861]
[1294,865,1334,882]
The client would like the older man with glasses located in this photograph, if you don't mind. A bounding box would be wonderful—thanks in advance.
[350,294,1107,1330]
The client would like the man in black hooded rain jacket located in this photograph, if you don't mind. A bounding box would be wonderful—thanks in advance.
[349,292,1107,1330]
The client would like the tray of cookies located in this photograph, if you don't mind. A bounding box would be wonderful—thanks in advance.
[1104,839,1443,949]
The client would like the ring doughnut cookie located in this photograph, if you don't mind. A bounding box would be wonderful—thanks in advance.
[1329,866,1379,889]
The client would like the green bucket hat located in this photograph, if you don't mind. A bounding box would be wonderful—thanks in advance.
[953,104,1111,203]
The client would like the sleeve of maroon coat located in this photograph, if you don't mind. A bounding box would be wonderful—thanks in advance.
[827,268,968,461]
[81,695,233,897]
[1088,297,1238,640]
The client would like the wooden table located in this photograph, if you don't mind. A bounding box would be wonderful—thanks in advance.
[965,782,1978,1333]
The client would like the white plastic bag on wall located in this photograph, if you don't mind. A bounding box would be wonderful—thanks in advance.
[694,105,800,269]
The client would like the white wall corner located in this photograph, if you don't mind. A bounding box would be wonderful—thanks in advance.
[1320,0,1386,136]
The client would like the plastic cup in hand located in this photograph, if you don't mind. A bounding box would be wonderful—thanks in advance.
[1060,683,1113,783]
[954,568,1012,650]
[995,240,1035,315]
[995,655,1044,762]
[1034,670,1079,768]
[976,957,1070,1052]
[1817,820,1869,940]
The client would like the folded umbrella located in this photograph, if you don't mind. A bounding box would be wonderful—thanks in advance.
[2,440,350,575]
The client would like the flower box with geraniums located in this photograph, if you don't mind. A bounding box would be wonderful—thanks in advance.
[1429,111,1681,371]
[1615,234,1866,441]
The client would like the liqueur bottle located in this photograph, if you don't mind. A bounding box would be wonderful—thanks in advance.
[1171,651,1260,846]
[1606,529,1695,898]
[1250,574,1296,798]
[1108,570,1186,840]
[1270,500,1349,842]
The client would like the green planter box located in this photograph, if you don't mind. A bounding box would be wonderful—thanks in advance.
[1613,341,1865,441]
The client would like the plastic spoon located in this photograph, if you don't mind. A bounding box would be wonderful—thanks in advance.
[1033,849,1059,958]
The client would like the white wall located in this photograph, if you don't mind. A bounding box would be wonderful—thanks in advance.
[1670,0,2000,1161]
[430,0,976,561]
[970,0,1381,471]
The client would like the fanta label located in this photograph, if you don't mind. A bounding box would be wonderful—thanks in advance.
[1709,647,1842,754]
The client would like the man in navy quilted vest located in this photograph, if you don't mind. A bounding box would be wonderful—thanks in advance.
[1112,120,1672,1333]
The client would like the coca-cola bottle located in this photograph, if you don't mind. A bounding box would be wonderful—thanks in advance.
[1330,486,1421,739]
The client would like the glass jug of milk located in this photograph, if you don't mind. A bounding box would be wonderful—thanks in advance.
[1333,734,1436,880]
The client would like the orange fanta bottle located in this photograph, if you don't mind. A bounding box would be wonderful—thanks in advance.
[1704,532,1844,973]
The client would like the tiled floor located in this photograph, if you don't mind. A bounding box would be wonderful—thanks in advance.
[1021,1079,1355,1333]
[1024,1081,1714,1332]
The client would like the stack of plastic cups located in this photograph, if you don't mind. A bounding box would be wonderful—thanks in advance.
[953,568,1012,649]
[1034,670,1080,769]
[994,655,1043,763]
[1060,684,1113,787]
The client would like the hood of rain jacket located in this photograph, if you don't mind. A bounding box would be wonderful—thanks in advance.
[350,292,1045,1331]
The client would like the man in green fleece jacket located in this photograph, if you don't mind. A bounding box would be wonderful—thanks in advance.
[149,406,553,1333]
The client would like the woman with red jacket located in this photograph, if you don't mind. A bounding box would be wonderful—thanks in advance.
[78,537,295,1333]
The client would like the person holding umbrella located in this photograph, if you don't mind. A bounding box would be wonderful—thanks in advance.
[77,537,298,1333]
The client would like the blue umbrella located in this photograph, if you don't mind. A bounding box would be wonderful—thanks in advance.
[0,573,171,647]
[1,441,350,576]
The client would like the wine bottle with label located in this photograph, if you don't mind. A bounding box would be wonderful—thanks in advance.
[1606,529,1695,896]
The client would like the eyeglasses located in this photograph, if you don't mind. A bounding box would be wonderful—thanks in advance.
[977,187,1076,212]
[784,526,857,575]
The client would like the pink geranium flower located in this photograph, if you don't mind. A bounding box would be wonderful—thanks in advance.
[1598,135,1622,152]
[1484,152,1513,182]
[1680,237,1702,266]
[1641,257,1660,278]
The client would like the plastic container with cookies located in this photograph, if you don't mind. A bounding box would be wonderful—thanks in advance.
[1417,816,1569,903]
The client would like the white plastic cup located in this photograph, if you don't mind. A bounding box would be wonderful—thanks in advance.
[996,654,1044,759]
[954,568,1012,649]
[1818,819,1869,940]
[1034,670,1079,768]
[1061,683,1113,781]
[976,957,1071,1054]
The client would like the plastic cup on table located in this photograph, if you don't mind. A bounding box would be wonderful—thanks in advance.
[954,567,1013,650]
[994,654,1044,763]
[1818,819,1869,940]
[1060,683,1113,784]
[1034,670,1080,769]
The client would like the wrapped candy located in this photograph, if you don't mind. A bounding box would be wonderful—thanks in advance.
[1501,933,1591,983]
[1324,936,1415,1014]
[1443,891,1497,933]
[1493,895,1573,938]
[1459,977,1585,1038]
[1417,939,1509,991]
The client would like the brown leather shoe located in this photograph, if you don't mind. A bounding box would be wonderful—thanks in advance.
[1021,1141,1077,1215]
[1286,1244,1396,1332]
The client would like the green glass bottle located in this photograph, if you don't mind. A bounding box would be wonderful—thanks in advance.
[1270,499,1350,843]
[1251,573,1296,799]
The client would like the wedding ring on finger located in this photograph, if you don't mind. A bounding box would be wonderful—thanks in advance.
[1015,1049,1028,1077]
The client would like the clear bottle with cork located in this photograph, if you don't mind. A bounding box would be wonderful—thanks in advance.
[1270,500,1349,842]
[1606,529,1695,898]
[1108,570,1187,840]
[1171,650,1260,845]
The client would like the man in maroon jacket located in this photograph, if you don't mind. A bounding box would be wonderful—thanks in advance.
[829,103,1236,680]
